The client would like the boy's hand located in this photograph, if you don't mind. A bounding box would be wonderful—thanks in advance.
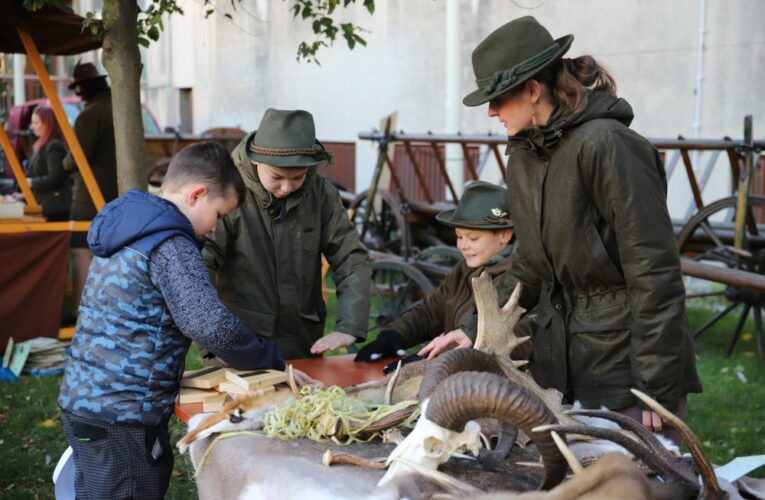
[417,329,472,360]
[310,331,356,354]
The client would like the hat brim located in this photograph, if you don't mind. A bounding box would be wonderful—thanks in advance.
[436,209,514,230]
[247,152,325,168]
[245,135,327,168]
[462,34,574,107]
[67,74,107,90]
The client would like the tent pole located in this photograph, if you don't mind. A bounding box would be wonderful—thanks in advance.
[16,27,106,211]
[0,123,40,212]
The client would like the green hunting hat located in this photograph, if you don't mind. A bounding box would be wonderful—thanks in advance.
[463,16,573,107]
[68,61,107,90]
[246,108,332,168]
[436,181,513,230]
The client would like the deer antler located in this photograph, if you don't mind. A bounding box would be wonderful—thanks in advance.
[534,390,726,500]
[473,273,529,358]
[471,273,581,428]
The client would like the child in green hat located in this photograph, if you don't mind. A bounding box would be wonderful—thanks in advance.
[203,108,371,360]
[355,181,517,365]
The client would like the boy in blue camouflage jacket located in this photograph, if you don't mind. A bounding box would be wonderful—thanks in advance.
[58,142,307,499]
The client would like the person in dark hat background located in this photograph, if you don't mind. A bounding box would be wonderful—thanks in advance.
[63,61,118,316]
[355,181,519,368]
[204,108,371,360]
[464,16,701,443]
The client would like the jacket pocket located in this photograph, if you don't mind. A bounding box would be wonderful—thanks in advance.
[569,299,630,333]
[72,420,108,443]
[584,225,624,286]
[568,300,632,398]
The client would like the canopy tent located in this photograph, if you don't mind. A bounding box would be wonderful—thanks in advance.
[1,1,106,344]
[0,1,101,55]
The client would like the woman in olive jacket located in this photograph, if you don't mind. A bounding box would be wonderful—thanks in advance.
[27,106,71,221]
[355,181,517,366]
[463,17,702,437]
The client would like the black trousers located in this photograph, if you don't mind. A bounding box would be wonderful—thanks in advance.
[60,411,173,500]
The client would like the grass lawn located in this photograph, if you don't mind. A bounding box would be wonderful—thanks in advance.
[1,304,763,499]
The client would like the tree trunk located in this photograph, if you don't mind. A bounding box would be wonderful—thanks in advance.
[101,0,147,194]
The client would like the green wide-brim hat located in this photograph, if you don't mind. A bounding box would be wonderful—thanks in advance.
[246,108,332,168]
[436,181,513,230]
[463,16,573,107]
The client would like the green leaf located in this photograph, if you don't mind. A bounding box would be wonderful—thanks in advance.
[138,36,150,48]
[340,22,354,35]
[148,25,160,41]
[364,0,374,14]
[301,5,313,19]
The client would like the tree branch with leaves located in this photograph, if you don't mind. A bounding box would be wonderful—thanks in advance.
[24,0,375,193]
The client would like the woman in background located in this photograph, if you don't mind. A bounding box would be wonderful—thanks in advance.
[27,106,71,221]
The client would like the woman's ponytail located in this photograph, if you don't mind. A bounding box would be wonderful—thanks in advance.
[551,55,617,114]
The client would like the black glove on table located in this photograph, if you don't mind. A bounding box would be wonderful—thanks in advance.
[382,353,423,374]
[354,329,407,362]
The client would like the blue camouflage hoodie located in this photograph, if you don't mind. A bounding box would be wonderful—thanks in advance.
[59,190,220,425]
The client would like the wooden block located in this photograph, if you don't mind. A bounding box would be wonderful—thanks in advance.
[224,369,287,392]
[202,393,229,413]
[217,381,276,397]
[178,387,222,404]
[216,381,248,395]
[181,367,226,389]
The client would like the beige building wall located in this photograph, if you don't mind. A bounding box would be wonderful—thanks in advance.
[141,0,765,218]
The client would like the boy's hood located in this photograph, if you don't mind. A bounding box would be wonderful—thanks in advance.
[88,189,199,258]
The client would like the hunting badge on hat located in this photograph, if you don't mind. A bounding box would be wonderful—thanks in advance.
[436,181,513,229]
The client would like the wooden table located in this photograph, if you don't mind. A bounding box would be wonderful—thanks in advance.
[174,354,392,422]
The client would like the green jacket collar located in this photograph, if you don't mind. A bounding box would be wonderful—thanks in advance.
[506,90,634,153]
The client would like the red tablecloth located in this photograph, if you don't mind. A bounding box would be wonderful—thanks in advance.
[174,354,392,421]
[0,231,70,347]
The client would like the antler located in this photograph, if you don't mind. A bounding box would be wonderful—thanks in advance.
[473,273,529,359]
[471,273,581,428]
[534,390,726,500]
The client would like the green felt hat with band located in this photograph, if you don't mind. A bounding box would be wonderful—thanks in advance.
[463,16,573,107]
[246,108,332,168]
[436,181,513,230]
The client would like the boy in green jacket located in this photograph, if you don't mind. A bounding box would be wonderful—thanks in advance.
[355,181,517,366]
[204,109,371,360]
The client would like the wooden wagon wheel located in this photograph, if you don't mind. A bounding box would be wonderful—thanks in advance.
[677,195,765,360]
[349,189,409,255]
[412,245,463,286]
[368,260,435,333]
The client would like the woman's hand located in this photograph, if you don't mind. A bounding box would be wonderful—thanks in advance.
[310,331,357,354]
[417,329,473,360]
[642,410,663,432]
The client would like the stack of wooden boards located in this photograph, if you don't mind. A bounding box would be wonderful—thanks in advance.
[179,367,287,412]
